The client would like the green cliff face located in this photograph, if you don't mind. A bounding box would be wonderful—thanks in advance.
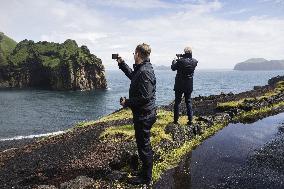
[0,33,107,90]
[0,32,17,66]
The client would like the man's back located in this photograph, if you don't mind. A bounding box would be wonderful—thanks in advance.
[175,57,198,78]
[171,56,198,93]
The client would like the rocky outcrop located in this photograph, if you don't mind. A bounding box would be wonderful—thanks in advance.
[0,38,107,91]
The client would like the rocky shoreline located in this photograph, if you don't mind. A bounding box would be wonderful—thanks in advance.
[0,75,284,188]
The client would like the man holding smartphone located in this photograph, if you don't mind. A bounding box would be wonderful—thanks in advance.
[115,43,156,185]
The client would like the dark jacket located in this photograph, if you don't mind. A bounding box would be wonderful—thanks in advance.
[171,54,198,93]
[118,58,156,120]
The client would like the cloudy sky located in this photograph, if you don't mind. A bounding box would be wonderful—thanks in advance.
[0,0,284,69]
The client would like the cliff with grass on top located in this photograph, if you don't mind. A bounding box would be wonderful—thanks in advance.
[0,75,284,188]
[0,32,107,90]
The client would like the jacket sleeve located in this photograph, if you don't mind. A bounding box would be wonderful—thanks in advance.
[118,61,133,80]
[125,71,154,108]
[171,59,179,71]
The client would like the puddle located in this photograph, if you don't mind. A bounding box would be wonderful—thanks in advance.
[155,112,284,189]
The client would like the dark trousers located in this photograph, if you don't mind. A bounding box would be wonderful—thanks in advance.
[174,91,193,123]
[133,116,156,181]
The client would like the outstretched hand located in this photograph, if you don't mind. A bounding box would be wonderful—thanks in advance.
[120,97,126,107]
[116,55,124,64]
[172,58,177,65]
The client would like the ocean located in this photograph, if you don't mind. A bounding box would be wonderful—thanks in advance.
[0,69,284,140]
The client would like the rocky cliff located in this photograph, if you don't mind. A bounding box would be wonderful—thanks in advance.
[0,34,107,90]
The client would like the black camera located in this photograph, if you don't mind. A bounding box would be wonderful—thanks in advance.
[176,54,184,59]
[120,96,126,103]
[112,54,119,60]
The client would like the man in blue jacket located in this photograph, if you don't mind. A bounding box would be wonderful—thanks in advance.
[171,47,198,125]
[116,43,156,185]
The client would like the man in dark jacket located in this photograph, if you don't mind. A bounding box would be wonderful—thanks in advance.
[171,47,198,125]
[116,43,156,185]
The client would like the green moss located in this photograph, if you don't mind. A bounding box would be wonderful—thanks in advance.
[217,98,254,110]
[75,108,132,129]
[97,108,132,123]
[218,81,284,110]
[233,100,284,122]
[75,120,98,128]
[99,109,176,145]
[217,100,243,109]
[152,122,227,181]
[100,124,134,140]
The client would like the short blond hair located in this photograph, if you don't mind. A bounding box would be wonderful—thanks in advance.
[184,46,192,54]
[136,43,151,60]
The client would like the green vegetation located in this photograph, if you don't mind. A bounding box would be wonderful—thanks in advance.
[0,32,17,65]
[8,39,103,69]
[97,108,133,123]
[218,81,284,111]
[152,122,226,181]
[233,100,284,122]
[0,33,107,90]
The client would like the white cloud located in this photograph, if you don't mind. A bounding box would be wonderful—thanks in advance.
[261,0,284,4]
[0,0,284,69]
[93,0,172,9]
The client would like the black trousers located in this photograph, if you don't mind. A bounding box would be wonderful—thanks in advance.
[133,115,156,181]
[174,91,193,123]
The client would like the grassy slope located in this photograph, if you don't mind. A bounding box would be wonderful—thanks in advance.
[0,32,17,65]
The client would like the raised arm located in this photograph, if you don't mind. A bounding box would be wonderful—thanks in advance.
[117,58,133,80]
[171,59,179,71]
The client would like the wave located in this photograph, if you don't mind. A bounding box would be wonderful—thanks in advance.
[0,131,65,141]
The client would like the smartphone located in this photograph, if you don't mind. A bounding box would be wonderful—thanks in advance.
[112,54,119,59]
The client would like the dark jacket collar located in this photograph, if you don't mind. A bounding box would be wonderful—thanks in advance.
[133,58,151,71]
[183,53,192,59]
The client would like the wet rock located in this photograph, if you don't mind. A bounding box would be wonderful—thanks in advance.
[36,185,58,189]
[268,75,284,86]
[196,116,214,125]
[106,170,128,181]
[254,86,263,90]
[213,113,231,122]
[192,124,202,136]
[60,176,95,189]
[165,123,195,146]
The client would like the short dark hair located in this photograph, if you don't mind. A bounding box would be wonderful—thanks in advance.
[135,43,151,60]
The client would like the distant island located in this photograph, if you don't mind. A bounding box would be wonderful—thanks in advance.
[234,58,284,71]
[0,32,107,90]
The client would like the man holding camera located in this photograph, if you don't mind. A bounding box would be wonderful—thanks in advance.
[115,43,156,185]
[171,47,198,125]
